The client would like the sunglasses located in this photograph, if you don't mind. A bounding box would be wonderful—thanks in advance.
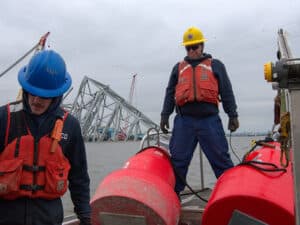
[185,45,200,51]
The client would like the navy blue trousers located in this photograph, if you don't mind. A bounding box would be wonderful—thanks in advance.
[169,114,234,193]
[0,197,63,225]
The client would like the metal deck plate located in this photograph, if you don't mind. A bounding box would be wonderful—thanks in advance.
[228,210,269,225]
[99,212,147,225]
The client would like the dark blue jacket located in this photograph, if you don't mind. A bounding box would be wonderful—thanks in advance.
[161,53,238,120]
[0,93,91,225]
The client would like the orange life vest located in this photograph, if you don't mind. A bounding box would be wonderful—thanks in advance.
[175,58,219,106]
[0,103,71,200]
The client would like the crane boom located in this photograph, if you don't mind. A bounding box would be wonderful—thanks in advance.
[128,73,137,105]
[0,32,50,79]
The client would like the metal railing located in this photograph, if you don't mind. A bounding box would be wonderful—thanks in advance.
[139,129,206,190]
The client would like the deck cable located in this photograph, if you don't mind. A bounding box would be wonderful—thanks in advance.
[228,132,242,163]
[171,161,208,203]
[239,137,287,173]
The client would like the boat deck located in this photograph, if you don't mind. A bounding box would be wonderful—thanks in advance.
[63,188,211,225]
[180,188,211,225]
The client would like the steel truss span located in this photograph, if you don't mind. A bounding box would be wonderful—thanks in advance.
[64,76,158,142]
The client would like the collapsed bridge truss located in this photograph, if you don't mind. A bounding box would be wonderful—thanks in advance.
[65,76,159,142]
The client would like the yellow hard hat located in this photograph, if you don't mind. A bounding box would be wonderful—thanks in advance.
[182,26,207,46]
[264,62,273,82]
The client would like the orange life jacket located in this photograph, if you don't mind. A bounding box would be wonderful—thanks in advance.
[0,102,71,200]
[175,58,219,106]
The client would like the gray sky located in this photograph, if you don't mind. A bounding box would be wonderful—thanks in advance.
[0,0,299,133]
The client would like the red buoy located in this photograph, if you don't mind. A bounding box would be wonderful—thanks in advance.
[202,142,294,225]
[90,146,180,225]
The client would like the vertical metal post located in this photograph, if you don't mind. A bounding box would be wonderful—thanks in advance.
[277,29,300,225]
[290,90,300,225]
[199,145,205,190]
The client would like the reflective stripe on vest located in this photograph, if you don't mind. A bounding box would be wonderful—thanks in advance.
[175,58,219,106]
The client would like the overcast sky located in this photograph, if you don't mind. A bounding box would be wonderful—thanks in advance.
[0,0,299,133]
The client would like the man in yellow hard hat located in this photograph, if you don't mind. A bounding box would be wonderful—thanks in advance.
[160,26,239,198]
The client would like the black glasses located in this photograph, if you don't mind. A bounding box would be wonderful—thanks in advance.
[185,45,200,51]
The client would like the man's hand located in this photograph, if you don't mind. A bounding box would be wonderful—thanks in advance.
[160,117,169,134]
[228,117,239,132]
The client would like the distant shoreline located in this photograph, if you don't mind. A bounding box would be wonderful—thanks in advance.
[225,132,269,137]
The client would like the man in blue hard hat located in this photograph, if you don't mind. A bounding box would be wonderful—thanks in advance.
[0,50,91,225]
[160,26,239,198]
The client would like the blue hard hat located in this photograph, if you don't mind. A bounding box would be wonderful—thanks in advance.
[18,50,72,98]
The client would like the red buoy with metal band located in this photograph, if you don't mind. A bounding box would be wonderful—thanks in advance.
[90,146,181,225]
[202,142,294,225]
